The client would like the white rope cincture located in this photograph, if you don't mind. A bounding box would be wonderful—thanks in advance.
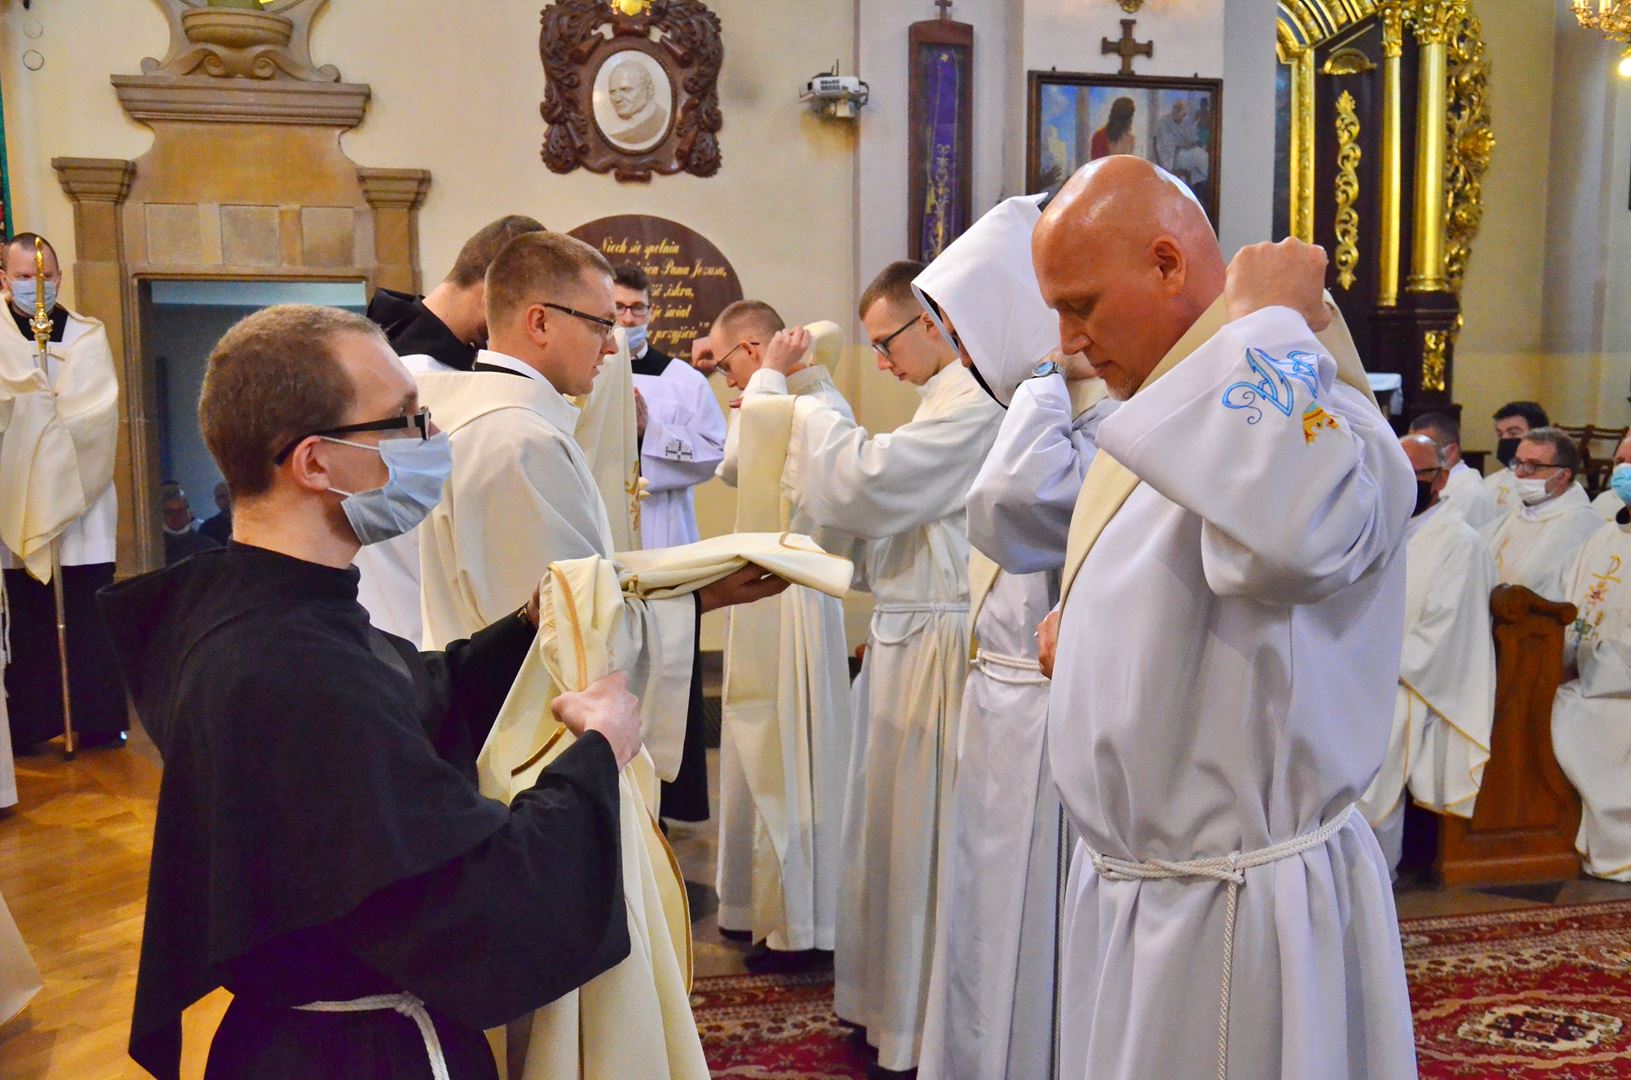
[873,601,970,615]
[973,648,1051,686]
[1082,803,1357,1080]
[294,992,450,1080]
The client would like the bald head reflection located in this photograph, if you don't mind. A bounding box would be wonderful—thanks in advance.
[1032,155,1223,398]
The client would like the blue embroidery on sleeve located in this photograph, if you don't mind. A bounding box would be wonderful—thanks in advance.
[1220,348,1325,425]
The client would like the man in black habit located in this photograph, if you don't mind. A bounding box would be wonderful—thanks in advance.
[99,304,641,1079]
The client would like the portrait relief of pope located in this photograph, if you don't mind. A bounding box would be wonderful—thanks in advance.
[594,50,673,152]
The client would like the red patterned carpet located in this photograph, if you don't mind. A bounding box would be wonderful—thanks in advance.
[1408,899,1631,1078]
[692,900,1631,1079]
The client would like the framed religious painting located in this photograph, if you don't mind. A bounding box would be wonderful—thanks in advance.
[1026,70,1222,229]
[540,0,724,182]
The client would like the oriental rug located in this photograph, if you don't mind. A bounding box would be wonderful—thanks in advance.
[1407,898,1631,1078]
[692,900,1631,1079]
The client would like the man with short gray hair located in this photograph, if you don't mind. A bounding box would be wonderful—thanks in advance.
[1484,426,1603,601]
[1409,410,1498,529]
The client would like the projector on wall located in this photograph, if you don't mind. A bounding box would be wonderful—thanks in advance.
[800,66,869,119]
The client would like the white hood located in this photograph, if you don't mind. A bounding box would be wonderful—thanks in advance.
[911,193,1056,406]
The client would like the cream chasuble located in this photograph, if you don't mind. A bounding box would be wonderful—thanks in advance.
[1441,461,1500,530]
[716,339,856,951]
[1050,298,1418,1080]
[1554,524,1631,881]
[0,305,118,581]
[1484,485,1603,603]
[1355,505,1497,873]
[740,358,1000,1071]
[573,330,643,552]
[1591,487,1625,524]
[1485,466,1519,515]
[416,357,694,779]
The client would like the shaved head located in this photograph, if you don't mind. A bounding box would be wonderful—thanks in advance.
[1400,433,1446,471]
[1032,155,1224,398]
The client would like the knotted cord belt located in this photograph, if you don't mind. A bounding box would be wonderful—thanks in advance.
[294,992,450,1080]
[973,648,1050,687]
[1081,803,1358,1080]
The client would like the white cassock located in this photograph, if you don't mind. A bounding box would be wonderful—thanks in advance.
[1484,485,1603,602]
[1590,487,1625,524]
[714,334,855,951]
[1440,460,1500,529]
[1485,466,1519,515]
[743,359,1001,1070]
[353,335,642,643]
[1355,503,1497,874]
[910,193,1112,1080]
[633,346,725,548]
[0,884,40,1025]
[1050,298,1418,1080]
[1554,524,1631,881]
[416,349,695,779]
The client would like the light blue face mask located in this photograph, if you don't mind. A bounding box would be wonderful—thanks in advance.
[10,278,58,313]
[325,431,453,546]
[1612,463,1631,506]
[624,321,649,355]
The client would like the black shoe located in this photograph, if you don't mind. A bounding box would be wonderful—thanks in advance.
[717,926,753,943]
[743,947,832,975]
[77,731,128,750]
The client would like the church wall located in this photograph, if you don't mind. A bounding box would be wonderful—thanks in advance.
[1451,0,1557,450]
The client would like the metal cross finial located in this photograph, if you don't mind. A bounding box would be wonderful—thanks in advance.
[935,0,953,18]
[1102,18,1154,76]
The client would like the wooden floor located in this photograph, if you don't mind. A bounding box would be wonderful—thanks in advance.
[3,725,1628,1079]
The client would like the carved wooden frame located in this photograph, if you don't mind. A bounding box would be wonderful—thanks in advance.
[539,0,724,182]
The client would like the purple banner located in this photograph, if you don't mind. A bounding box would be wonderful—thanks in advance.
[918,46,967,261]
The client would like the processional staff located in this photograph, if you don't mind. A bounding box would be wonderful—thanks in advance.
[29,236,76,760]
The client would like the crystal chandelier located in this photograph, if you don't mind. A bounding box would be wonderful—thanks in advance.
[1572,0,1631,76]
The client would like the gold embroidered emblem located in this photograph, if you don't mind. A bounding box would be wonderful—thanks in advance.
[1301,405,1340,445]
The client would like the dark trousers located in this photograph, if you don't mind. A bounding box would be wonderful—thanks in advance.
[3,564,127,749]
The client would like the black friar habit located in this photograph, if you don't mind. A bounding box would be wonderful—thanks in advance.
[99,543,629,1079]
[365,287,478,372]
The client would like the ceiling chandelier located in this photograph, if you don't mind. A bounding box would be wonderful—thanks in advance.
[1572,0,1631,76]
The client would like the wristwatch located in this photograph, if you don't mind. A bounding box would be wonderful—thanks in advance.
[1030,358,1064,379]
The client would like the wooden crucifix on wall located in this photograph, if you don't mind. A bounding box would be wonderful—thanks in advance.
[1102,18,1153,76]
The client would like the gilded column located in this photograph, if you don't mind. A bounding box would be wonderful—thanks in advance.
[1377,1,1405,306]
[1406,0,1457,293]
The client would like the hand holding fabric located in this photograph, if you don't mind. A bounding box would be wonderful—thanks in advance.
[1036,608,1060,679]
[697,562,790,612]
[762,326,812,375]
[552,671,642,768]
[1225,239,1332,331]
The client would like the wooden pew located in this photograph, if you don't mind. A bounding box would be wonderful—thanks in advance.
[1435,585,1583,886]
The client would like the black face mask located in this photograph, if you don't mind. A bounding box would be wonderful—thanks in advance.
[1412,481,1437,517]
[1496,437,1521,469]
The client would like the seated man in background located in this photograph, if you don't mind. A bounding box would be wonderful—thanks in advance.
[1591,430,1631,524]
[1409,411,1498,529]
[1486,400,1550,514]
[161,491,219,565]
[199,482,233,545]
[1357,434,1496,876]
[1555,500,1631,882]
[1485,427,1602,601]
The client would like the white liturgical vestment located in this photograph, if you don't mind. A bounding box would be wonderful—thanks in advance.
[1554,524,1631,881]
[1591,487,1625,524]
[1440,460,1500,530]
[575,331,643,553]
[0,303,118,579]
[715,358,855,951]
[416,352,695,779]
[744,359,1001,1071]
[633,347,725,549]
[1485,466,1519,516]
[1485,485,1603,603]
[912,192,1106,1080]
[1356,504,1497,873]
[1050,299,1418,1080]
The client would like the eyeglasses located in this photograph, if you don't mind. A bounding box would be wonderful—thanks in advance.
[542,302,617,341]
[1512,458,1565,477]
[1413,467,1444,482]
[614,302,651,318]
[274,406,431,464]
[870,315,920,358]
[716,339,760,369]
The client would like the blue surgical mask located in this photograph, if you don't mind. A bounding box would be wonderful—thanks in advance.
[325,432,452,545]
[1612,463,1631,506]
[10,278,57,313]
[625,321,649,356]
